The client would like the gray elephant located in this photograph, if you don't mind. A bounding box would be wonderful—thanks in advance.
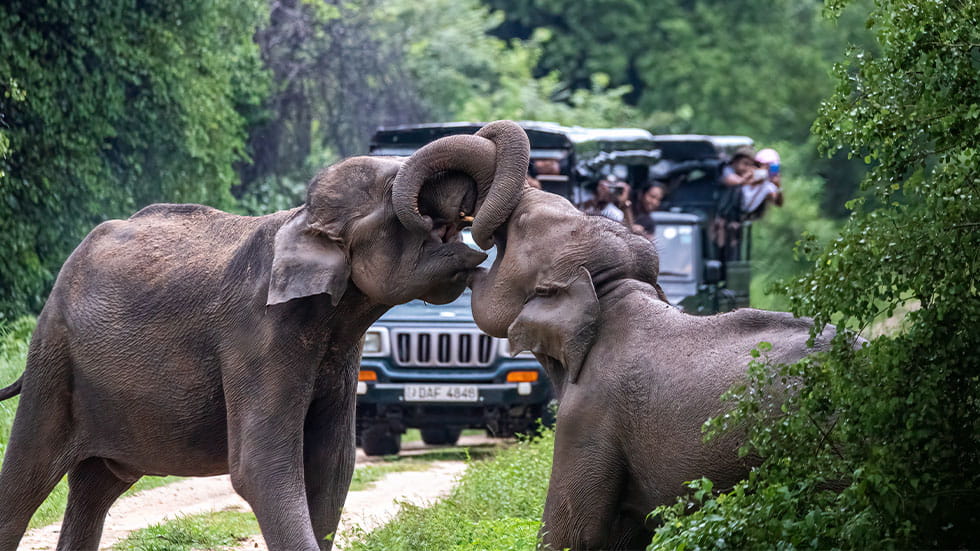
[0,121,529,551]
[469,186,836,550]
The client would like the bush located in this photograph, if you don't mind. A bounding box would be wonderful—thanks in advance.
[647,1,980,548]
[0,0,268,319]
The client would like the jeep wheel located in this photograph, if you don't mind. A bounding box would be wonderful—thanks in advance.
[361,425,401,456]
[420,427,462,446]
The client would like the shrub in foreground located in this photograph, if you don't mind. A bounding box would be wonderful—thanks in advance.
[647,1,980,548]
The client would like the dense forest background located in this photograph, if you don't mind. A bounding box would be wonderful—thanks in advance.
[2,0,870,318]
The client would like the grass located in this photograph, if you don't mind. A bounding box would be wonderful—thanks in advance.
[347,429,554,551]
[111,510,259,551]
[350,437,506,491]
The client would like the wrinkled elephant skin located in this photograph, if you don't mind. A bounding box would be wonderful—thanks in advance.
[469,188,839,550]
[0,121,530,551]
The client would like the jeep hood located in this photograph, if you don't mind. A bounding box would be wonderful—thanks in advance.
[379,294,476,322]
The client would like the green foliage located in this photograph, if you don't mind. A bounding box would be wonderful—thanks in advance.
[483,0,875,218]
[485,0,866,142]
[647,1,980,548]
[349,430,554,551]
[236,0,643,214]
[457,32,641,127]
[0,0,269,318]
[111,510,259,551]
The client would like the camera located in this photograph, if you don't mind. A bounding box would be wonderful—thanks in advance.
[607,183,625,195]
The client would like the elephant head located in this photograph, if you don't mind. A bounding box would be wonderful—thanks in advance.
[268,120,529,307]
[469,188,666,389]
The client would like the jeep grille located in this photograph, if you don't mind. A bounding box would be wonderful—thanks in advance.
[391,329,496,367]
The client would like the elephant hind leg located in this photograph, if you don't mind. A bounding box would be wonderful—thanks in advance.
[0,439,72,550]
[0,375,77,548]
[56,458,135,551]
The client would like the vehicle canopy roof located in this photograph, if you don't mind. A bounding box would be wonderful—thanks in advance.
[649,134,753,161]
[369,121,657,159]
[369,121,754,218]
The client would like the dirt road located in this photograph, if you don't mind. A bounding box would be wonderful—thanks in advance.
[18,436,500,550]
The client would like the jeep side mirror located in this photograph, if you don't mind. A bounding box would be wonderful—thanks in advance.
[704,260,723,284]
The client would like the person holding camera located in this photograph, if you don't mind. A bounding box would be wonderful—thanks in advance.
[744,147,783,218]
[579,173,634,228]
[713,146,765,260]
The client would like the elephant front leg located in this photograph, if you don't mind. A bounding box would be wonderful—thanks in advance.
[227,401,320,550]
[540,411,628,550]
[303,396,357,550]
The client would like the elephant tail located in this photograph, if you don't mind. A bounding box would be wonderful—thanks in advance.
[0,376,22,401]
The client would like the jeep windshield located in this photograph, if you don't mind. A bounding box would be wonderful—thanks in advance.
[655,223,697,280]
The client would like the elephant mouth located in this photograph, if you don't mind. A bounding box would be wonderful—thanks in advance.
[430,217,470,244]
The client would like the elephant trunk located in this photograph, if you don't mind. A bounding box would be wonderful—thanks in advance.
[469,121,530,250]
[391,120,529,250]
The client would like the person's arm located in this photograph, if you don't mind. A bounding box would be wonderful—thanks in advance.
[615,184,635,229]
[720,166,746,187]
[770,188,784,207]
[721,165,765,187]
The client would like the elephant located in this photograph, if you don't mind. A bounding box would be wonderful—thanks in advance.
[469,186,837,550]
[0,120,530,551]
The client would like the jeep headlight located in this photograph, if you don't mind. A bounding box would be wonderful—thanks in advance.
[362,327,389,357]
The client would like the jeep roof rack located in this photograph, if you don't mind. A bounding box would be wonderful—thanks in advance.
[369,121,657,158]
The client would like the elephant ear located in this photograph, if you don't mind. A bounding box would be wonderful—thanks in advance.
[506,267,600,385]
[267,209,350,307]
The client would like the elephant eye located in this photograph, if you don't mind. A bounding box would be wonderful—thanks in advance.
[533,286,558,298]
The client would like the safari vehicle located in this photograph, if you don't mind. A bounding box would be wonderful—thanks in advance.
[354,122,754,455]
[588,134,756,312]
[353,122,657,455]
[354,230,552,456]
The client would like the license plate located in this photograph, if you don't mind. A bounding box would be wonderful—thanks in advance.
[404,384,479,402]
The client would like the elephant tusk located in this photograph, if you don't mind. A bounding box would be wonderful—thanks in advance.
[460,212,475,225]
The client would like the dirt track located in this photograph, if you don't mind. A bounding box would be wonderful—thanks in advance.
[18,435,501,550]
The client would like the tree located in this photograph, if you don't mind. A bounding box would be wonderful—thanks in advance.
[236,0,510,213]
[236,0,641,214]
[483,0,875,219]
[0,0,268,318]
[650,1,980,548]
[484,0,863,140]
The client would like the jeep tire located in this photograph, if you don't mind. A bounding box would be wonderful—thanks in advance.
[361,424,401,456]
[420,427,462,446]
